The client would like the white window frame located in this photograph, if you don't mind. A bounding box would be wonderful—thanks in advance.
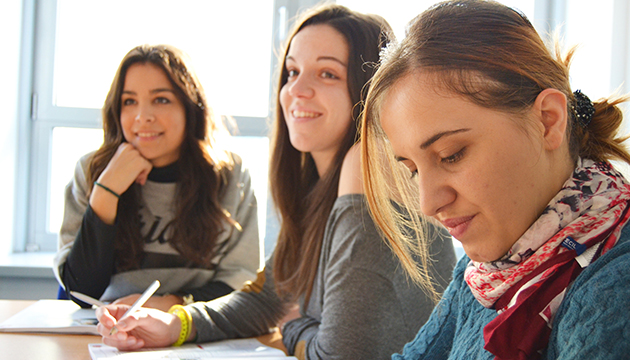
[18,0,321,253]
[11,0,630,254]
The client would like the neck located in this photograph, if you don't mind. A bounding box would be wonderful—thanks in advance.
[311,150,336,177]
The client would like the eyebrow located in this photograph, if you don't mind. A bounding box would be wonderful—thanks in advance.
[122,88,175,95]
[286,55,347,67]
[394,128,471,162]
[420,128,471,149]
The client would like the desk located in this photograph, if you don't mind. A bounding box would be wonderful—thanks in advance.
[0,300,286,360]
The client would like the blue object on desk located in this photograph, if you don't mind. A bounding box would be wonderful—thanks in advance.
[57,285,69,300]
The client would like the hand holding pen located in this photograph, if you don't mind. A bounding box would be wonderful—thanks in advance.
[95,280,188,351]
[108,280,161,335]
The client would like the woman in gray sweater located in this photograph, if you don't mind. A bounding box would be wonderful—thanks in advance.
[54,44,260,312]
[95,5,457,359]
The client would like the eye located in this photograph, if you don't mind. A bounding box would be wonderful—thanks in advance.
[321,71,338,79]
[122,98,136,106]
[441,147,466,164]
[155,97,171,104]
[287,69,299,79]
[400,160,418,179]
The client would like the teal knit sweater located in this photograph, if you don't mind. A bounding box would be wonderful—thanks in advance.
[394,224,630,359]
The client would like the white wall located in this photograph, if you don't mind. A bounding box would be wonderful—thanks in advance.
[0,1,23,256]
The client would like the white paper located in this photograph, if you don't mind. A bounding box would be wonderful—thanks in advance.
[88,338,297,359]
[0,299,98,335]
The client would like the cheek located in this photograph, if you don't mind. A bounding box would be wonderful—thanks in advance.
[120,114,133,140]
[279,85,290,112]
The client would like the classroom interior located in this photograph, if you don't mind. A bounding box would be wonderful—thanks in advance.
[0,0,628,300]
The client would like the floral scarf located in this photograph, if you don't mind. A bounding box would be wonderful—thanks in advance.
[464,158,630,360]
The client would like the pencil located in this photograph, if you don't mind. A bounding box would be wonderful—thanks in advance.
[109,280,161,335]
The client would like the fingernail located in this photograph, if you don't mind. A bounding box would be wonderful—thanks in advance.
[127,338,136,345]
[117,321,127,328]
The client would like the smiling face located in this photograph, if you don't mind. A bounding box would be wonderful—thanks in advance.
[380,72,565,262]
[120,63,187,167]
[279,24,353,176]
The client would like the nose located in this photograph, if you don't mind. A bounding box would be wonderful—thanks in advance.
[415,169,455,217]
[134,103,155,123]
[286,74,314,99]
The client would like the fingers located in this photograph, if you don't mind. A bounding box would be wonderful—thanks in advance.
[96,305,130,331]
[101,332,146,351]
[98,143,153,194]
[135,168,151,186]
[96,307,145,347]
[96,307,175,350]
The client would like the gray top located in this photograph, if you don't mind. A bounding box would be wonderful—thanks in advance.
[53,151,261,303]
[188,194,457,360]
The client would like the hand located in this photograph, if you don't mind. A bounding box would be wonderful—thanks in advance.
[96,304,181,351]
[114,294,184,312]
[98,143,153,192]
[89,143,152,224]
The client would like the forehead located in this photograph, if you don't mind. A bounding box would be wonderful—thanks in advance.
[124,62,173,89]
[380,72,453,137]
[286,24,349,62]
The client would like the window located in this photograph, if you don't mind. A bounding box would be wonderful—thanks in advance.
[25,0,322,253]
[13,0,630,256]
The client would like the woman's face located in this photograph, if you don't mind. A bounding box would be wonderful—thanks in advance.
[380,72,559,262]
[280,24,353,175]
[120,63,187,167]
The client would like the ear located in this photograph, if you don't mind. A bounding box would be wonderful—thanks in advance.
[533,89,568,151]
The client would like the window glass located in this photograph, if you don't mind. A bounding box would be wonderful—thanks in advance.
[49,127,103,233]
[53,0,274,118]
[564,0,614,100]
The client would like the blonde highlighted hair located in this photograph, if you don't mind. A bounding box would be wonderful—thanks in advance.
[361,0,630,288]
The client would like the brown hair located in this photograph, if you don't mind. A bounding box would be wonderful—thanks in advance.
[361,0,630,285]
[89,44,235,270]
[270,4,393,303]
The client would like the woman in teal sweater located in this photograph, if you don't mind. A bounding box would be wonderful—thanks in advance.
[361,0,630,359]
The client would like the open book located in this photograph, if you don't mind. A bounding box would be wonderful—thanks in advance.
[0,299,98,335]
[89,338,298,359]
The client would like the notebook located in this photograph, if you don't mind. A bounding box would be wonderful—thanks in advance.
[0,299,98,335]
[88,338,298,359]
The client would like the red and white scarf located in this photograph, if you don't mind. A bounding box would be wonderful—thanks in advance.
[464,158,630,360]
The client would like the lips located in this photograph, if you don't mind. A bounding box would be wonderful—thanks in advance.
[291,109,321,119]
[136,132,160,138]
[135,131,163,139]
[439,215,475,239]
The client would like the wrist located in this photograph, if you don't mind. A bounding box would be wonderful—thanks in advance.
[168,305,192,346]
[93,181,121,199]
[89,187,118,225]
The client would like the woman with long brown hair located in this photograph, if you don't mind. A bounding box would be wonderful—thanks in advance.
[54,44,260,312]
[362,1,630,358]
[94,5,456,359]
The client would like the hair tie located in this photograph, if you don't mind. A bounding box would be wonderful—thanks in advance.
[572,90,595,128]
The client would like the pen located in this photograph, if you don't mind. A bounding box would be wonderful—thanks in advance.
[109,280,161,335]
[70,291,107,307]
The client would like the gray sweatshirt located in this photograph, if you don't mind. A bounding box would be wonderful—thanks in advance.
[53,151,261,304]
[188,194,457,360]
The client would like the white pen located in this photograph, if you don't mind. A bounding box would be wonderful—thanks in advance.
[70,291,107,307]
[109,280,161,335]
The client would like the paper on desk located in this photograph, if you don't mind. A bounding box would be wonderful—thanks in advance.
[88,338,298,359]
[0,299,99,335]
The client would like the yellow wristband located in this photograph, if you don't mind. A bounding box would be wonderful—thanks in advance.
[168,305,192,347]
